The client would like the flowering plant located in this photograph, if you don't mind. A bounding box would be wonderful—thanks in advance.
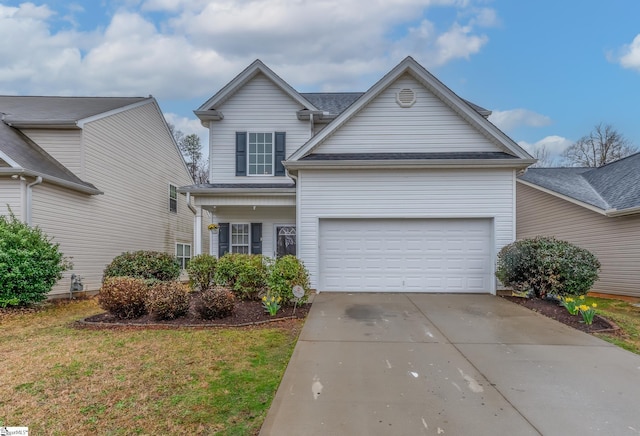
[262,294,282,316]
[560,296,579,315]
[579,303,597,325]
[208,223,219,231]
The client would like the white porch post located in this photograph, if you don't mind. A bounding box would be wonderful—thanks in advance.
[194,206,203,255]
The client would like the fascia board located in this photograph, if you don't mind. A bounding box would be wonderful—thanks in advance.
[284,158,536,170]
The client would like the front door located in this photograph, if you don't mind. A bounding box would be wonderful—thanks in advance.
[276,225,296,257]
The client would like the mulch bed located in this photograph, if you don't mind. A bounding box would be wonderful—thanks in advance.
[501,295,619,333]
[79,296,311,329]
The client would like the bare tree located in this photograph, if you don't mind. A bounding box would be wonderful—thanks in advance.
[562,123,636,167]
[530,144,556,167]
[167,123,209,184]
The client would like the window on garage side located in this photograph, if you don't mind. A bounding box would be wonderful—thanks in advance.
[169,184,178,213]
[231,223,250,254]
[176,243,191,269]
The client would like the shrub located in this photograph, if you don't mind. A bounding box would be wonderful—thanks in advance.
[267,255,311,305]
[496,236,600,299]
[103,251,180,282]
[187,254,217,291]
[0,212,70,306]
[98,277,149,319]
[214,253,268,300]
[195,286,236,320]
[146,281,190,320]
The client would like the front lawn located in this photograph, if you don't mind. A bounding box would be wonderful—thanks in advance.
[586,296,640,355]
[0,298,302,435]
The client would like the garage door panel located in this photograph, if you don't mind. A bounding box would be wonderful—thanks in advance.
[319,218,492,293]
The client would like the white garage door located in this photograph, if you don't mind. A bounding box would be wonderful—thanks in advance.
[319,218,493,293]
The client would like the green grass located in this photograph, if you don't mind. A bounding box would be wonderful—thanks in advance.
[0,299,302,435]
[583,296,640,354]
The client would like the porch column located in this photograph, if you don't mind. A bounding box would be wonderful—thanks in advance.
[194,206,203,255]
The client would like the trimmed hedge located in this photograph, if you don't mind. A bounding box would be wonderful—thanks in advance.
[0,213,70,306]
[496,236,600,299]
[103,251,180,282]
[214,253,268,301]
[195,286,236,320]
[187,254,217,291]
[146,281,190,320]
[98,277,149,319]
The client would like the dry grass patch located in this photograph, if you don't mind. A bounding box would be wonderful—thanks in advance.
[586,296,640,355]
[0,298,302,435]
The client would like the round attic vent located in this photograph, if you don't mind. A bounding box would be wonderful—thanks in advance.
[396,88,416,107]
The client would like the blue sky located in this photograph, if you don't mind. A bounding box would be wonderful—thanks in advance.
[1,0,640,164]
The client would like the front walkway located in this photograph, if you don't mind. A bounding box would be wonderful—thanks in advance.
[260,293,640,435]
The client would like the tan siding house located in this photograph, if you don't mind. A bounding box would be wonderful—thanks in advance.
[517,155,640,298]
[0,96,206,297]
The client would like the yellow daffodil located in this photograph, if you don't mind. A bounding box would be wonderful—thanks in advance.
[592,303,597,308]
[579,295,585,300]
[565,297,574,303]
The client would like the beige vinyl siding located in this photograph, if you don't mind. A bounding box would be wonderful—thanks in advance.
[517,183,640,298]
[31,101,197,297]
[209,207,295,258]
[21,129,83,178]
[0,178,22,218]
[314,74,505,154]
[298,168,515,290]
[210,73,310,184]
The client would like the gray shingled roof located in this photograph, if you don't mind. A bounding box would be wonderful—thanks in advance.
[179,183,295,193]
[302,152,516,161]
[518,152,640,212]
[0,121,100,193]
[300,93,363,115]
[0,96,148,125]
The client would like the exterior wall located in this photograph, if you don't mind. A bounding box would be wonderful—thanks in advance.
[298,168,515,289]
[0,178,23,219]
[21,129,84,178]
[314,74,504,154]
[31,101,197,297]
[208,206,295,258]
[209,73,311,184]
[517,182,640,298]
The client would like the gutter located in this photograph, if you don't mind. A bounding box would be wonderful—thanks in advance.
[178,187,296,195]
[284,158,537,170]
[4,120,80,129]
[605,206,640,217]
[0,168,103,195]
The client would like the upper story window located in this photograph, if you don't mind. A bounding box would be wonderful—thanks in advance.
[248,132,274,175]
[169,184,178,213]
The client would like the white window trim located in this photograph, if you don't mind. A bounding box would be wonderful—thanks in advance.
[247,131,275,177]
[230,222,251,254]
[175,242,192,269]
[169,183,178,213]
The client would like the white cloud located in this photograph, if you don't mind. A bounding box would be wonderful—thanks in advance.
[618,34,640,71]
[489,109,552,132]
[518,135,573,166]
[0,1,498,98]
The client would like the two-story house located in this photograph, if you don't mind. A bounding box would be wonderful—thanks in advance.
[0,96,207,297]
[183,57,534,294]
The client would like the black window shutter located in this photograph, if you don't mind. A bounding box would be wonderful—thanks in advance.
[274,132,286,176]
[236,132,247,176]
[251,223,262,254]
[218,223,230,257]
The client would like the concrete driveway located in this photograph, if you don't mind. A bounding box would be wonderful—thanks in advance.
[260,293,640,436]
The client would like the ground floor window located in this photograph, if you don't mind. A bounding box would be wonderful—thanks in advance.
[231,223,250,254]
[176,243,191,269]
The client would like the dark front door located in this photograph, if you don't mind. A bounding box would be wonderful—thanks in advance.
[276,225,296,257]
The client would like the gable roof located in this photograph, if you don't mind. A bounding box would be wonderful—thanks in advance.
[195,60,318,122]
[518,152,640,216]
[0,121,101,194]
[0,96,150,128]
[287,56,533,163]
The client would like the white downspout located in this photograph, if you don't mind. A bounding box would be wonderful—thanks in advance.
[185,192,202,256]
[26,176,42,226]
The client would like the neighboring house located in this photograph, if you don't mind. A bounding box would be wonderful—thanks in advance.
[517,153,640,298]
[0,96,207,297]
[182,57,534,294]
